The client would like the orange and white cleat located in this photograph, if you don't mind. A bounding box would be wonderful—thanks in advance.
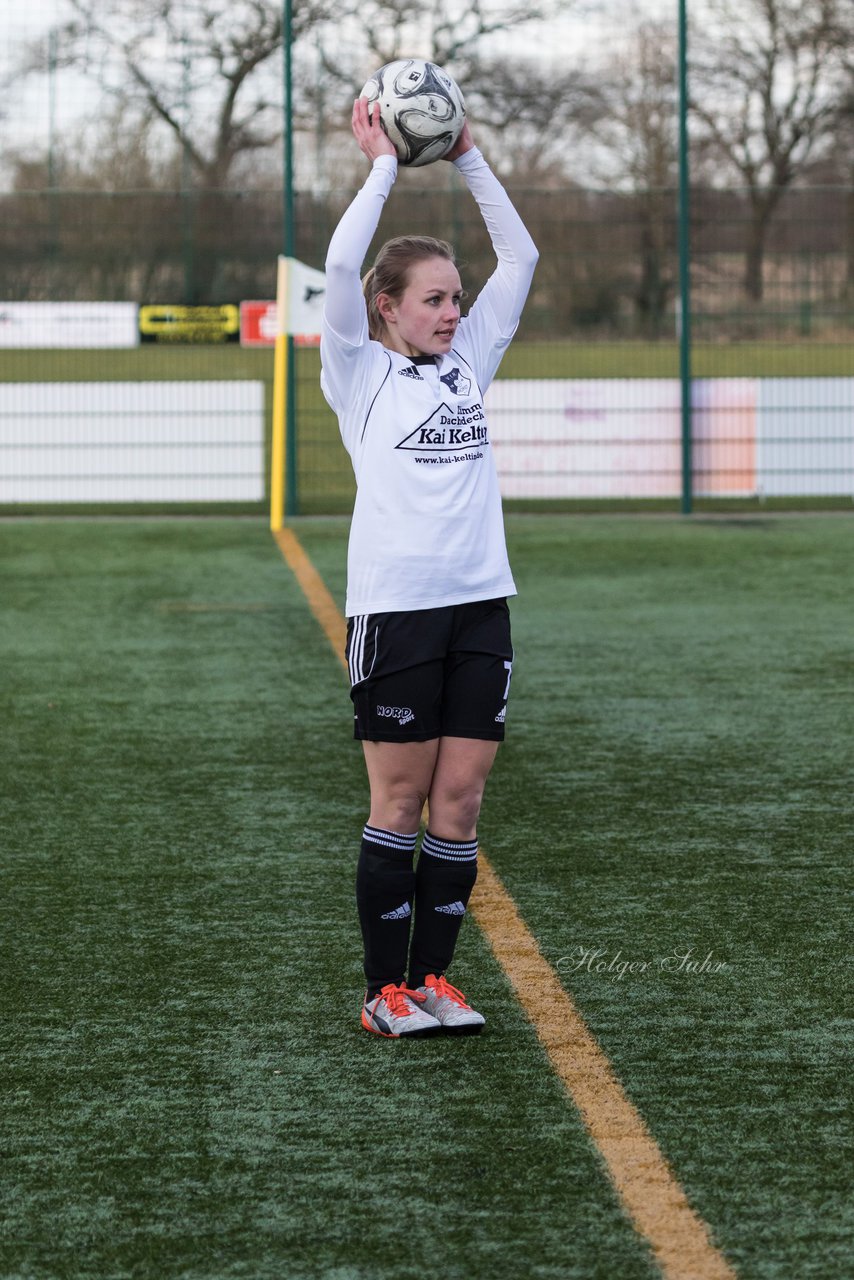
[361,982,442,1038]
[416,974,485,1035]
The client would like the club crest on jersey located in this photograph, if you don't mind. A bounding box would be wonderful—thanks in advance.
[395,401,489,452]
[398,364,422,380]
[440,367,471,397]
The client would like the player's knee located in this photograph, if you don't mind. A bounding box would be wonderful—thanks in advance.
[370,786,426,834]
[428,782,485,839]
[389,795,426,832]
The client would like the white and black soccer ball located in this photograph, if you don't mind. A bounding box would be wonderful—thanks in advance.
[359,59,466,168]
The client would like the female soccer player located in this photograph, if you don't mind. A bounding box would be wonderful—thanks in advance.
[321,97,538,1037]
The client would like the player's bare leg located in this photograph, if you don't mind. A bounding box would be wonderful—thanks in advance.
[426,736,500,838]
[361,738,440,832]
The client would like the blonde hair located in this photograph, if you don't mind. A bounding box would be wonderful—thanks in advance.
[362,235,457,342]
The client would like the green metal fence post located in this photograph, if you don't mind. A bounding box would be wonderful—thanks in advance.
[283,0,298,517]
[677,0,693,514]
[47,28,59,296]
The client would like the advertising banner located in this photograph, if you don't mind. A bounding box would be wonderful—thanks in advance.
[486,377,852,499]
[240,301,321,347]
[0,302,139,349]
[139,305,240,344]
[486,378,686,498]
[0,381,264,502]
[240,301,278,347]
[756,378,854,496]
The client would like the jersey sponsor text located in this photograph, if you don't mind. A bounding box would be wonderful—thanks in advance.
[396,401,489,452]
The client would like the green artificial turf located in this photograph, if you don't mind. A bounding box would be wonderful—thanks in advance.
[1,519,657,1280]
[1,340,851,385]
[296,512,854,1280]
[2,514,852,1279]
[497,514,854,1278]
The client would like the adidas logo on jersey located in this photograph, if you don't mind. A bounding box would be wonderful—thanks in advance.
[381,902,412,920]
[398,364,422,380]
[435,900,467,916]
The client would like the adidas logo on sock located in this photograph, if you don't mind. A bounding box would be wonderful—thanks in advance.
[381,902,412,920]
[435,900,466,916]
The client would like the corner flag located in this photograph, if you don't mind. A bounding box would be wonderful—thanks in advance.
[270,256,327,529]
[283,257,326,336]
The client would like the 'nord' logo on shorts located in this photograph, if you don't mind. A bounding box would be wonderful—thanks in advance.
[377,705,415,725]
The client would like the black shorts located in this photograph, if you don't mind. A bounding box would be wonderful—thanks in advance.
[345,598,514,743]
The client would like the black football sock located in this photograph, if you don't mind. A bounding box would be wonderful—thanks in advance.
[356,824,418,1000]
[408,830,478,990]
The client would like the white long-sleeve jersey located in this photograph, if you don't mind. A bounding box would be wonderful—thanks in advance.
[321,148,538,618]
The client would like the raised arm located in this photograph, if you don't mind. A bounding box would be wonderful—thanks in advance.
[323,98,398,345]
[450,135,539,340]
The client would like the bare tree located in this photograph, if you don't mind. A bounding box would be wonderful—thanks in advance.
[21,0,329,191]
[824,40,854,298]
[329,0,562,84]
[584,21,678,330]
[8,0,341,297]
[462,55,597,182]
[13,0,576,191]
[305,0,574,185]
[689,0,852,299]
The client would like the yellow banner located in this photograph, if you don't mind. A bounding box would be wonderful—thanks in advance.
[139,304,240,343]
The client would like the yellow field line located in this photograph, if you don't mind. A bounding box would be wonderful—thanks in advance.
[273,527,348,660]
[273,523,737,1280]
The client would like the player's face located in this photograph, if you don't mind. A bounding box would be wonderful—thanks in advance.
[379,257,463,358]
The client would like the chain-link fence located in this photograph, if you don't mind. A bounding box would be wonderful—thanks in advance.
[1,181,851,334]
[1,178,852,512]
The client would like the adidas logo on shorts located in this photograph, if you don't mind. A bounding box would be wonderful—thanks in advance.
[435,901,466,916]
[495,705,507,723]
[381,902,412,920]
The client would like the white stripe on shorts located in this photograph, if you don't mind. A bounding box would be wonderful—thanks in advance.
[349,613,367,686]
[348,614,380,688]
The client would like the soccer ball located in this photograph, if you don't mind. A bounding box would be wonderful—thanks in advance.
[359,59,466,168]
